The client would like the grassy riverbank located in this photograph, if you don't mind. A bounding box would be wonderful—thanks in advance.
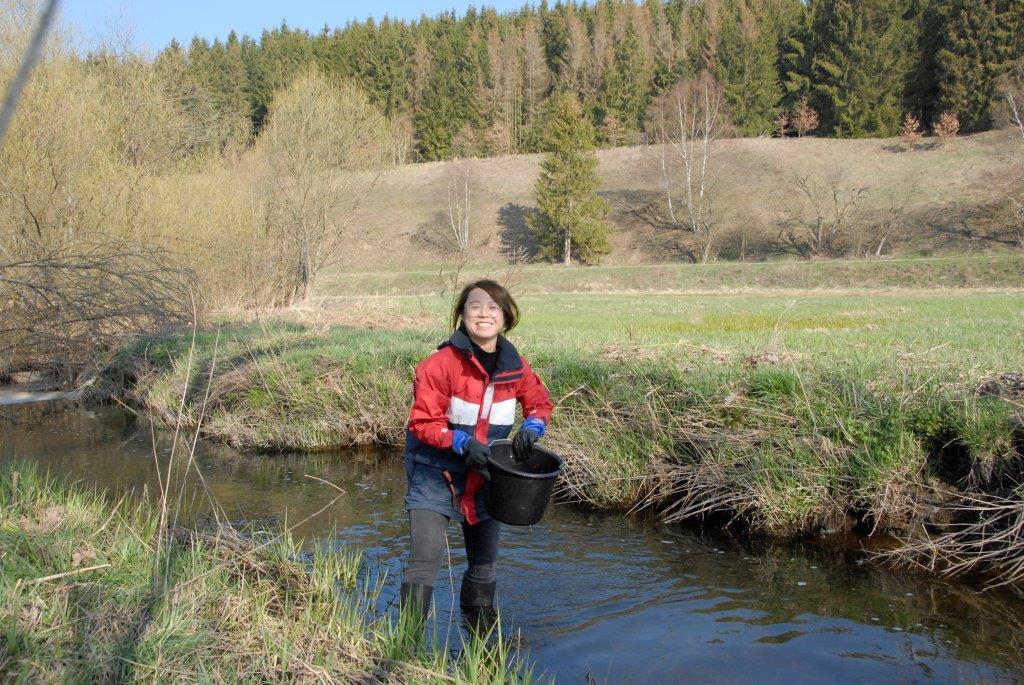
[101,287,1024,544]
[0,466,532,683]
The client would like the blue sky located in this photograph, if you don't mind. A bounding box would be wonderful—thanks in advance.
[59,1,530,53]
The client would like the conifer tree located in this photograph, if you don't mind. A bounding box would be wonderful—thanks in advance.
[904,0,944,128]
[520,19,551,150]
[809,0,915,137]
[598,19,651,135]
[646,0,679,91]
[781,0,815,102]
[935,0,1015,133]
[555,8,590,98]
[716,1,783,136]
[528,94,611,265]
[414,18,480,160]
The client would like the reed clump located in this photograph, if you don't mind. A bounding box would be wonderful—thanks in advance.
[0,464,536,683]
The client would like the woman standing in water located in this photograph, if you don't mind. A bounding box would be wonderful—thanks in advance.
[401,279,553,630]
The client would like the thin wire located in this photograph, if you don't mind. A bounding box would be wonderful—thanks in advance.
[0,0,62,147]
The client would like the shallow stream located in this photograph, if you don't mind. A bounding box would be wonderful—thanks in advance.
[3,402,1024,684]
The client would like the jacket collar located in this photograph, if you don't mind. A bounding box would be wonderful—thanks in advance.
[440,327,523,376]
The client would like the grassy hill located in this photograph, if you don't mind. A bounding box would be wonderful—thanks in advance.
[337,129,1022,272]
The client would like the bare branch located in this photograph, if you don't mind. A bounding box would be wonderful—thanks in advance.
[0,237,196,380]
[778,172,869,258]
[650,71,724,263]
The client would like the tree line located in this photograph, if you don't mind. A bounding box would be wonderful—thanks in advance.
[161,0,1024,161]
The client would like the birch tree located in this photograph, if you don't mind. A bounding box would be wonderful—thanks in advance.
[654,72,724,263]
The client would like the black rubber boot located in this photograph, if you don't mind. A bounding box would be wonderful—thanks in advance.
[460,578,498,634]
[400,582,433,626]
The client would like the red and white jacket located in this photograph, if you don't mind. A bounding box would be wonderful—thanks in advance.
[405,328,553,523]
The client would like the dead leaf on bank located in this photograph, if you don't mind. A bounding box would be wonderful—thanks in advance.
[19,506,65,536]
[72,547,97,568]
[742,347,800,368]
[19,598,46,631]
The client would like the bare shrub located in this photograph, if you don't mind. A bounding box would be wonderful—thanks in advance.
[252,67,398,306]
[933,111,960,145]
[649,71,725,263]
[600,113,627,146]
[792,96,819,138]
[870,187,915,257]
[484,121,512,156]
[899,113,923,150]
[451,122,477,158]
[0,238,195,380]
[0,7,221,376]
[778,173,869,258]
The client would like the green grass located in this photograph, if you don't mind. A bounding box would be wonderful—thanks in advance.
[317,255,1024,298]
[101,286,1024,539]
[380,289,1024,378]
[94,258,1024,562]
[0,465,537,683]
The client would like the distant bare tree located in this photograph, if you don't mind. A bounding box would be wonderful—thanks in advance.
[933,111,960,145]
[792,97,819,138]
[254,67,396,306]
[652,71,724,263]
[871,186,916,257]
[446,157,473,253]
[779,173,869,258]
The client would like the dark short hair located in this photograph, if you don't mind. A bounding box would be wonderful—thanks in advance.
[451,279,520,332]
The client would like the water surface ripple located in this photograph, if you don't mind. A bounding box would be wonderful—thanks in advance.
[3,404,1023,684]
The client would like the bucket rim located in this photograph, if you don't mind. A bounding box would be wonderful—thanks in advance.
[486,438,564,480]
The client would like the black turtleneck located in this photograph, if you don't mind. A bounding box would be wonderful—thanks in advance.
[470,339,500,379]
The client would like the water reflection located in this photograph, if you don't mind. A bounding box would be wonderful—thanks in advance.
[3,404,1024,684]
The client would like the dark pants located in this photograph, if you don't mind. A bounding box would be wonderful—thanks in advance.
[404,508,500,587]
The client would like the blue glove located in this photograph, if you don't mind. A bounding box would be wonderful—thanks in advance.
[453,430,491,481]
[512,418,545,463]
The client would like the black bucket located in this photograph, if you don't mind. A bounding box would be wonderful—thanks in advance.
[484,439,564,526]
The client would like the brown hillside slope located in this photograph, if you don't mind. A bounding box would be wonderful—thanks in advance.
[338,130,1021,270]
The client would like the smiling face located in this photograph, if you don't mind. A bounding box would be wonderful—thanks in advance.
[463,287,505,351]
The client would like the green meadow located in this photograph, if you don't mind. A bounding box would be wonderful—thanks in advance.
[100,258,1024,568]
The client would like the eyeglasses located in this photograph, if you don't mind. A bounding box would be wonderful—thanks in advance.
[466,302,502,317]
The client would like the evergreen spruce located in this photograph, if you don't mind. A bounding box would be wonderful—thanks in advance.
[935,0,1016,133]
[905,0,945,128]
[598,19,652,135]
[413,17,480,160]
[809,0,915,137]
[781,0,815,103]
[716,1,784,136]
[528,94,612,265]
[155,0,1023,158]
